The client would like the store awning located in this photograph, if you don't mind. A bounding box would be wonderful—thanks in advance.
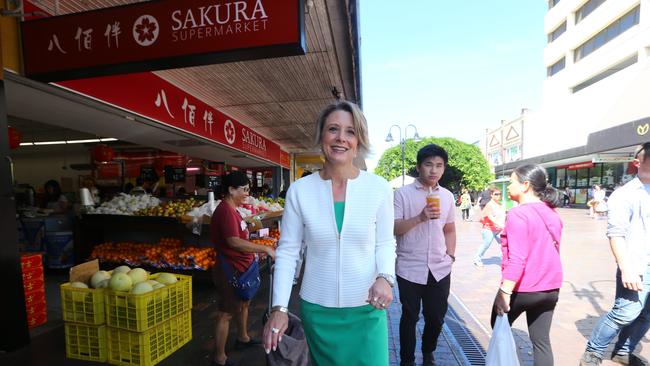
[10,0,361,162]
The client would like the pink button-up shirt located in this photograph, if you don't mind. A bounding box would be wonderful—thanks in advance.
[394,180,455,284]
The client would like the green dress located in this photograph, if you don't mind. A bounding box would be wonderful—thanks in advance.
[300,201,389,366]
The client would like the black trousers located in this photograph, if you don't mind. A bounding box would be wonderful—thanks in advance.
[397,272,451,363]
[461,208,470,220]
[490,289,559,366]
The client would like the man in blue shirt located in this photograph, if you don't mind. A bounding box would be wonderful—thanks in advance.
[581,142,650,366]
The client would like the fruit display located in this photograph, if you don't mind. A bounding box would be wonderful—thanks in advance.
[134,197,204,218]
[269,228,280,241]
[251,237,278,248]
[87,193,161,215]
[90,238,216,270]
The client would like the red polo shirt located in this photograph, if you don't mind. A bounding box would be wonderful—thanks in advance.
[211,201,254,273]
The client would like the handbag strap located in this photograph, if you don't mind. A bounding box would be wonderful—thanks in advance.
[530,206,560,251]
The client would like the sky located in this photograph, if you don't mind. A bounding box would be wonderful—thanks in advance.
[359,0,548,171]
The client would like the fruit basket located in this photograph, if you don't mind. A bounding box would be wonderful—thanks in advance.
[104,273,192,332]
[106,311,192,366]
[60,283,106,325]
[64,322,107,362]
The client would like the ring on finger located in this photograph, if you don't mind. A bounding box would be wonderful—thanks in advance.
[271,327,280,334]
[380,303,385,307]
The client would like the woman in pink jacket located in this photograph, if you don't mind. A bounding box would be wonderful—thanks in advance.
[492,164,563,366]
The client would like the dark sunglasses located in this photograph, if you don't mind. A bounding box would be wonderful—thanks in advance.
[493,193,502,196]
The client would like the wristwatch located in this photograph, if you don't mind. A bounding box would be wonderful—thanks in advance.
[376,273,396,288]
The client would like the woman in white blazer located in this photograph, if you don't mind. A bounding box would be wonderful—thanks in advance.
[263,101,396,366]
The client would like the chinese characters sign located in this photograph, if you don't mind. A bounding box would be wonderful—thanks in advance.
[57,72,289,168]
[22,0,305,81]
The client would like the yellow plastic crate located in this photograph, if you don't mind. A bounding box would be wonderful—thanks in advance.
[64,322,107,362]
[60,283,106,325]
[105,273,192,332]
[107,311,192,366]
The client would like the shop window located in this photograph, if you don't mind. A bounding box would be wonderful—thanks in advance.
[556,168,567,188]
[575,188,588,204]
[576,168,589,187]
[589,164,602,186]
[602,163,622,186]
[567,170,577,187]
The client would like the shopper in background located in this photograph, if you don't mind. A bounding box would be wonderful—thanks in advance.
[211,171,276,366]
[587,184,607,218]
[492,164,563,366]
[477,186,492,210]
[130,177,147,195]
[563,186,572,207]
[459,188,472,221]
[393,144,456,366]
[43,179,68,213]
[263,101,396,366]
[473,187,505,267]
[580,142,650,366]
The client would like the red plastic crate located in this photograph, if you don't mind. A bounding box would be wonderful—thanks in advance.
[21,252,43,270]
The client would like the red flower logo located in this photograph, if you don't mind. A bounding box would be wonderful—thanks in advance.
[224,120,236,145]
[132,15,159,46]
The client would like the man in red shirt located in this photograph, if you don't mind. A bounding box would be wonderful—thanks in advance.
[211,171,275,366]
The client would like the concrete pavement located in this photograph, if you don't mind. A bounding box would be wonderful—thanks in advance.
[452,207,650,365]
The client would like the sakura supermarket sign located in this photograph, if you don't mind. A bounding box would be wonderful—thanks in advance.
[21,0,305,81]
[57,72,290,168]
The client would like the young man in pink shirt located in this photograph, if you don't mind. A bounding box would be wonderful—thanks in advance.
[394,144,456,366]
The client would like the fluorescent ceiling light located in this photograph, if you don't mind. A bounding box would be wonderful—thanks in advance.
[19,142,34,146]
[99,138,118,142]
[66,139,101,144]
[34,140,66,145]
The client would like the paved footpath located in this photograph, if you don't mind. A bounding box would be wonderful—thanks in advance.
[452,207,650,365]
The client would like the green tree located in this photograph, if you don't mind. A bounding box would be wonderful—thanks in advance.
[374,137,493,192]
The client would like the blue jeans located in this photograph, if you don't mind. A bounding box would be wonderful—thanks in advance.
[586,267,650,357]
[474,228,501,262]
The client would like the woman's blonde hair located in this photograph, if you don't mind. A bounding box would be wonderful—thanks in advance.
[314,100,370,159]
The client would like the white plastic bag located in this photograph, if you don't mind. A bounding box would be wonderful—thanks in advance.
[486,315,520,366]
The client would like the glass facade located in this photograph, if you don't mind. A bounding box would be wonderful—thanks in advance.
[551,162,636,204]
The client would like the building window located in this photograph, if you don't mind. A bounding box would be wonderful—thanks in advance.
[548,21,567,43]
[489,151,502,166]
[571,54,637,93]
[574,5,640,62]
[575,0,607,24]
[548,0,561,10]
[589,164,602,186]
[504,145,522,163]
[547,57,566,77]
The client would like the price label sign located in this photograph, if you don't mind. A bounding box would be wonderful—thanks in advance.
[164,166,186,183]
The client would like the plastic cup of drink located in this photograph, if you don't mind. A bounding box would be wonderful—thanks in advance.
[426,193,440,219]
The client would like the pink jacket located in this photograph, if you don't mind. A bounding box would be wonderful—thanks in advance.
[501,202,563,292]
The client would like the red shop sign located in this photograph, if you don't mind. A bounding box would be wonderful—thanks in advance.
[559,161,594,170]
[57,72,290,168]
[22,0,306,81]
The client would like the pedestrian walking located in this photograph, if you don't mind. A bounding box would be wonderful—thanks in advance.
[263,101,396,366]
[393,144,456,366]
[460,188,472,221]
[477,186,492,210]
[211,171,276,366]
[580,142,650,366]
[587,184,607,218]
[492,164,563,366]
[473,187,505,267]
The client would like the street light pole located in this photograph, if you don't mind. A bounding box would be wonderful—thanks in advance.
[386,124,421,187]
